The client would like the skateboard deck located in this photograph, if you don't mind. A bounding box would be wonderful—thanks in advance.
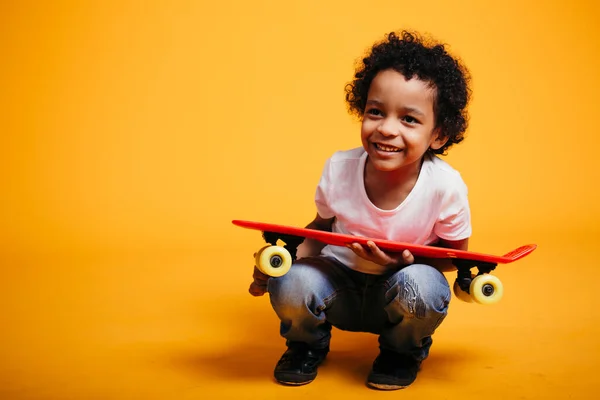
[232,219,537,265]
[233,219,537,305]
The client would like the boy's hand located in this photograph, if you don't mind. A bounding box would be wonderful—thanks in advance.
[249,266,270,296]
[347,241,414,267]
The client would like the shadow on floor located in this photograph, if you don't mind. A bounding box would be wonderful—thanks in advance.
[166,299,482,386]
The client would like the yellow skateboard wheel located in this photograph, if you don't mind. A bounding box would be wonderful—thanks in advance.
[255,245,292,277]
[254,245,271,265]
[470,274,503,305]
[453,280,474,303]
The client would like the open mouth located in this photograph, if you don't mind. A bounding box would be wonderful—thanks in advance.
[374,143,402,152]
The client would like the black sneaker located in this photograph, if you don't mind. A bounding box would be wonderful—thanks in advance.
[273,342,329,385]
[366,349,421,390]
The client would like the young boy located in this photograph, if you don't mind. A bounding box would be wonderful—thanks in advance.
[249,30,472,390]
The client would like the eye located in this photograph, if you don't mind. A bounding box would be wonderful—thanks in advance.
[402,115,419,124]
[366,108,383,117]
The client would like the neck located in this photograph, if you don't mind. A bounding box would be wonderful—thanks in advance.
[365,157,424,187]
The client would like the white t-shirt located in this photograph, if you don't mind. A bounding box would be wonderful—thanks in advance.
[315,147,472,275]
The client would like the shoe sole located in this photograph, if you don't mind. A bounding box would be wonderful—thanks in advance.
[367,381,408,390]
[274,372,316,386]
[276,379,314,386]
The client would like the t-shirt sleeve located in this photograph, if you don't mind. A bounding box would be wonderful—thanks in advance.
[314,157,335,219]
[433,177,472,241]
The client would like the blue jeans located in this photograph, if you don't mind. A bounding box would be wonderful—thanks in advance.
[267,256,451,361]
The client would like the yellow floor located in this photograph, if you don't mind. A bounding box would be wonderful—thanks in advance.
[2,232,598,399]
[2,1,599,398]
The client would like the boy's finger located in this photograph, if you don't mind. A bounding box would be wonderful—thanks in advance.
[366,241,381,253]
[366,241,393,264]
[347,243,371,260]
[402,249,415,264]
[249,281,267,296]
[253,267,269,281]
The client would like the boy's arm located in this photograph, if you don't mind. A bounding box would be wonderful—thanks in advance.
[295,213,335,258]
[414,237,469,272]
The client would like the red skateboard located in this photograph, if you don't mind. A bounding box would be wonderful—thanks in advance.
[232,219,537,305]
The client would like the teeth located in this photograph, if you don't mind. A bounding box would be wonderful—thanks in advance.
[375,143,400,152]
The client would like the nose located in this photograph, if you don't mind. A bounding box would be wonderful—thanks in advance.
[377,118,400,137]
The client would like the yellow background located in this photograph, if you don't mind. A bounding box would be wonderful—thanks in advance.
[1,0,598,399]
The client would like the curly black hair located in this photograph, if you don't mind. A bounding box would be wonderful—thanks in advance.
[345,30,472,155]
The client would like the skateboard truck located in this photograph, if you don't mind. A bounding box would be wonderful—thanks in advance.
[451,259,502,304]
[262,231,304,261]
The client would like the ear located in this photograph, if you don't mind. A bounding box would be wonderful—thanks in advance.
[429,128,448,151]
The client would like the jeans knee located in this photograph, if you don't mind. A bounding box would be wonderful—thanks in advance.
[268,261,333,318]
[386,264,451,320]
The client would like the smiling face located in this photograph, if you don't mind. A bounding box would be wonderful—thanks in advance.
[360,68,448,174]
